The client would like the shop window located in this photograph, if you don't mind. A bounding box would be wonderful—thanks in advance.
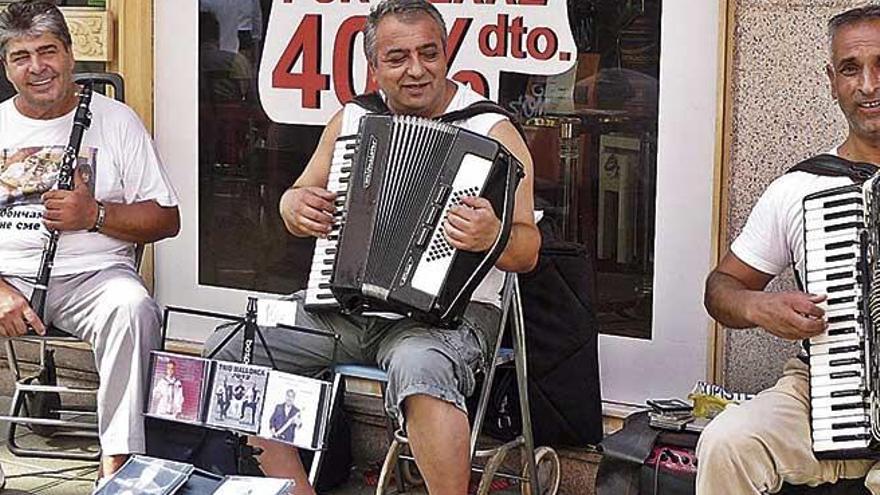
[196,0,661,339]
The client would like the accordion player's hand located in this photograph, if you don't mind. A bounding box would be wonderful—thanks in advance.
[281,186,337,238]
[444,196,501,252]
[750,291,828,341]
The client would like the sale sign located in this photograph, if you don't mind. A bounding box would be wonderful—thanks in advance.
[258,0,577,125]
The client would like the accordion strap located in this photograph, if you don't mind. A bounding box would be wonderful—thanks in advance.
[350,92,526,138]
[786,153,877,183]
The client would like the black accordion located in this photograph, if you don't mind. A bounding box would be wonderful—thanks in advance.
[305,114,523,328]
[803,175,880,458]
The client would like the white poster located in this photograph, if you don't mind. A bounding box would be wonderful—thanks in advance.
[258,0,577,125]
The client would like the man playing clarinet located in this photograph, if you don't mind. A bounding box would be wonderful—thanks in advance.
[700,6,880,493]
[0,0,179,478]
[205,0,539,492]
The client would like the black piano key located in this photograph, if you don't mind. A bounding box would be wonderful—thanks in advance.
[826,284,855,293]
[832,421,870,429]
[830,389,863,398]
[824,197,862,209]
[339,176,350,184]
[828,327,856,336]
[343,153,354,160]
[832,434,871,442]
[826,253,856,262]
[341,166,351,174]
[825,240,858,250]
[830,358,862,367]
[830,371,861,379]
[831,403,867,411]
[828,296,856,305]
[318,283,330,289]
[321,269,332,275]
[829,345,861,354]
[323,259,334,265]
[826,221,864,232]
[824,210,863,221]
[828,314,857,324]
[827,271,855,281]
[316,293,335,299]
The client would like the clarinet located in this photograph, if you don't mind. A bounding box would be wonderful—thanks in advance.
[29,83,94,321]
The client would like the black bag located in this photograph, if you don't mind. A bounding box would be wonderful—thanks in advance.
[145,417,245,476]
[145,408,352,490]
[483,241,603,447]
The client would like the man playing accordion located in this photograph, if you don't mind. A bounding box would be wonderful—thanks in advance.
[701,6,880,494]
[205,0,539,492]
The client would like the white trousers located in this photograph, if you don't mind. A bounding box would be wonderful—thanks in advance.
[696,357,880,494]
[4,265,162,456]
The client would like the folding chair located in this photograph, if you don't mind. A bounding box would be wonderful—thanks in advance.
[332,273,561,495]
[0,73,133,464]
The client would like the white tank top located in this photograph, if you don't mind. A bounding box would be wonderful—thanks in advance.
[339,81,507,308]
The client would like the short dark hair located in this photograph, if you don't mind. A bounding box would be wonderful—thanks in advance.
[0,0,71,61]
[363,0,446,65]
[828,5,880,43]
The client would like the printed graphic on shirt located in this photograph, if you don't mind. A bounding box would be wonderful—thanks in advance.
[0,145,98,233]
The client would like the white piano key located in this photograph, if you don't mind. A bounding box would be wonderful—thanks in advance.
[809,351,863,367]
[811,370,864,387]
[812,414,867,430]
[813,439,870,452]
[809,342,862,355]
[812,426,870,441]
[811,381,864,398]
[809,362,864,377]
[811,405,868,420]
[806,227,860,242]
[806,267,857,283]
[811,394,866,409]
[810,333,862,346]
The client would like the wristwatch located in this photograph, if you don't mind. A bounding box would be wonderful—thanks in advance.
[89,201,106,233]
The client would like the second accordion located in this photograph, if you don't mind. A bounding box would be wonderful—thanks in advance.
[803,171,880,458]
[305,114,524,328]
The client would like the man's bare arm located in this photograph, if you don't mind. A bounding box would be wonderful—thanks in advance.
[41,166,180,243]
[279,111,343,238]
[705,252,826,340]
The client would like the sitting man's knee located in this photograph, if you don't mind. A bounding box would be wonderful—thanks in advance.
[386,347,453,384]
[697,410,763,464]
[104,278,157,317]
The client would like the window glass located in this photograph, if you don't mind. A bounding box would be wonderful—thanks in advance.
[197,0,661,339]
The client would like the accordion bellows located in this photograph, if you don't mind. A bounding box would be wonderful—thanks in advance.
[305,114,523,328]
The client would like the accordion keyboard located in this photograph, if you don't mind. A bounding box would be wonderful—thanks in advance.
[304,136,356,309]
[804,184,874,456]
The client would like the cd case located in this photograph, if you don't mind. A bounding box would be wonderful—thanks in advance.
[97,456,292,494]
[258,370,333,450]
[146,352,210,424]
[94,455,192,495]
[205,361,271,434]
[146,353,332,451]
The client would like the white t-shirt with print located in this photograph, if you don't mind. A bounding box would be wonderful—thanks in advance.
[731,148,859,281]
[0,92,179,277]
